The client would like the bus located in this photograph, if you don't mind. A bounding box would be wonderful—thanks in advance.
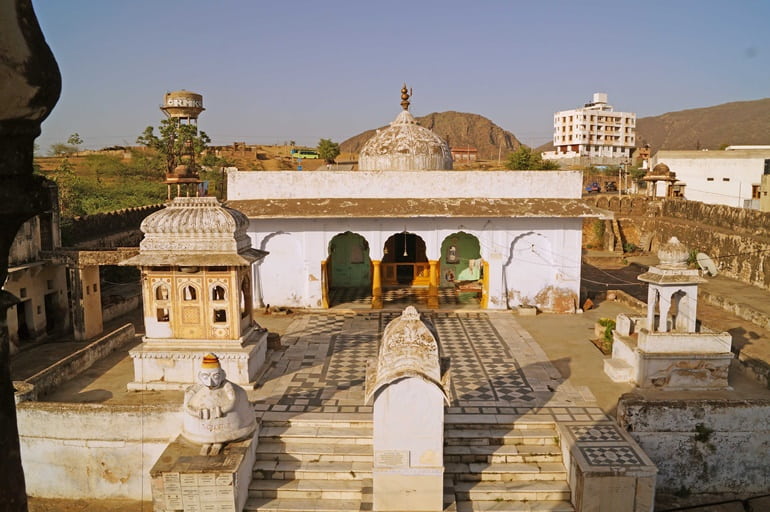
[291,149,320,159]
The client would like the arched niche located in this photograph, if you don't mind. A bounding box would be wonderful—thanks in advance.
[382,232,428,286]
[258,232,305,307]
[503,232,556,308]
[327,231,372,288]
[440,232,481,287]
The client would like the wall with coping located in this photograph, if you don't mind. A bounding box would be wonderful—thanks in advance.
[25,323,135,398]
[617,396,770,495]
[227,170,583,200]
[17,402,182,500]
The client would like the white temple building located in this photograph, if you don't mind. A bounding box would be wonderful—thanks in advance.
[227,87,604,313]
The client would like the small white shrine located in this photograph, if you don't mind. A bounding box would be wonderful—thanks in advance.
[604,237,733,389]
[121,196,268,390]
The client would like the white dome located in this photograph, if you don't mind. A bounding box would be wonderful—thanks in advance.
[358,87,452,171]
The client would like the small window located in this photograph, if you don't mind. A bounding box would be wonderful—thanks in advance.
[20,288,27,298]
[93,284,98,293]
[47,280,54,290]
[156,285,169,301]
[183,286,197,301]
[723,178,730,182]
[156,308,169,322]
[213,309,227,323]
[209,266,228,272]
[211,285,226,301]
[706,177,714,181]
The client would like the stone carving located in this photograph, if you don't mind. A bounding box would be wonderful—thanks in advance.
[365,306,449,404]
[182,353,256,454]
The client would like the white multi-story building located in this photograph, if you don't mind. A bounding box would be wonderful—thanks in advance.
[543,92,636,164]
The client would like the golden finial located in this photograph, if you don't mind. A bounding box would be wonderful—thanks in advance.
[400,83,411,111]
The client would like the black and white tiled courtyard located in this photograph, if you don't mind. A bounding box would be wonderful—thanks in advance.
[252,310,606,424]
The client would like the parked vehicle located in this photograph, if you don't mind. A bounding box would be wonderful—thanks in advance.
[290,149,320,159]
[604,181,617,192]
[585,182,600,193]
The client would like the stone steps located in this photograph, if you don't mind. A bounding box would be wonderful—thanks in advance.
[444,443,563,464]
[445,422,574,512]
[248,418,374,512]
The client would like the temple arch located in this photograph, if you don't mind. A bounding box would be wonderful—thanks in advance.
[382,232,429,286]
[440,232,481,287]
[327,232,372,288]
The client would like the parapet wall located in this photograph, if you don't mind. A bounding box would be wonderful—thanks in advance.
[617,396,770,495]
[17,401,181,500]
[227,170,583,200]
[62,204,164,248]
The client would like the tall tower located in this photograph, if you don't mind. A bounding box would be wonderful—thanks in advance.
[160,90,205,125]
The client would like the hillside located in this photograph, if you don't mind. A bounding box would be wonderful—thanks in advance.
[340,111,522,160]
[536,97,770,153]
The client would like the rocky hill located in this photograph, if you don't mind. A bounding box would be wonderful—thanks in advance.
[340,111,522,160]
[537,97,770,153]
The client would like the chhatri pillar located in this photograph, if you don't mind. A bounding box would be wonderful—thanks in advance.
[427,260,439,309]
[371,259,383,309]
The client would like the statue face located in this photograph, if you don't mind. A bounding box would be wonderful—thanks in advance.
[198,368,225,389]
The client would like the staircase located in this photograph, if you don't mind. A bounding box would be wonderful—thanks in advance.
[245,417,373,511]
[444,420,574,512]
[245,416,574,512]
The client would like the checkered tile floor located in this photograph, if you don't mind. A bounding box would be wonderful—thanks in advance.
[255,311,550,411]
[328,286,480,308]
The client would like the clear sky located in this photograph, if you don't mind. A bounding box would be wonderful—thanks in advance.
[34,0,770,152]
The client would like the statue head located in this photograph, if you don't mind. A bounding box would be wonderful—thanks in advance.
[198,353,226,389]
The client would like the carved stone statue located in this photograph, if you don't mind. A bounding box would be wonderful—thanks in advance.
[182,353,256,454]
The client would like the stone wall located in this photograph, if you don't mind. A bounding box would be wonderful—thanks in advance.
[24,324,136,399]
[17,402,181,500]
[61,204,164,248]
[617,395,770,495]
[584,197,770,291]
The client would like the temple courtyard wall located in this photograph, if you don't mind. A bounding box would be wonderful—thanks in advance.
[617,396,770,495]
[17,401,181,500]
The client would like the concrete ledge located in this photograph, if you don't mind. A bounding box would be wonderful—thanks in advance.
[24,323,136,399]
[557,420,657,512]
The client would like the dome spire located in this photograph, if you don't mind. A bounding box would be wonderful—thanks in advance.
[400,83,411,111]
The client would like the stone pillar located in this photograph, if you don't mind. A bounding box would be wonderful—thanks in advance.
[657,290,671,333]
[481,260,490,309]
[427,260,439,309]
[70,265,103,340]
[646,286,657,332]
[371,260,382,309]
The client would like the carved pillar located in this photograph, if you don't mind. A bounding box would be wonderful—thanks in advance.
[427,260,439,309]
[320,260,329,309]
[0,1,61,509]
[657,289,671,333]
[371,260,382,309]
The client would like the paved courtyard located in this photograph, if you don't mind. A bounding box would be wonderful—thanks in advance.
[253,310,607,424]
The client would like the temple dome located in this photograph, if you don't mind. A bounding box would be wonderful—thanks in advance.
[122,196,263,266]
[358,86,452,171]
[657,236,689,269]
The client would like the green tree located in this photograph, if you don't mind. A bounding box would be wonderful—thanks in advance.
[67,132,83,150]
[136,118,211,174]
[505,146,559,170]
[317,138,340,163]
